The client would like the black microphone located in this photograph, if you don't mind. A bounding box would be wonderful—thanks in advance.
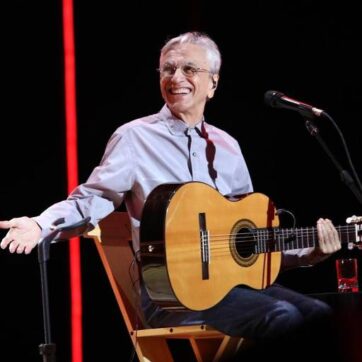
[264,90,325,118]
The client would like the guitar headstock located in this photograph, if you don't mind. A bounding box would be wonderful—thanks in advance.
[346,215,362,250]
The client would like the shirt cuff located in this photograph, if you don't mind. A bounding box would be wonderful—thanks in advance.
[281,247,331,270]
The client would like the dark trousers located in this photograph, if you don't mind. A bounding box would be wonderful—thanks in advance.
[143,283,344,361]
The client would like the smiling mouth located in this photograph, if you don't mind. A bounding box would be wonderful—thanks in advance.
[169,87,191,95]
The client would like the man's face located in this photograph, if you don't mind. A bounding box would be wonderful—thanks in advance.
[159,43,217,125]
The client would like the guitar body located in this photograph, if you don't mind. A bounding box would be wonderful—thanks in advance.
[140,182,281,311]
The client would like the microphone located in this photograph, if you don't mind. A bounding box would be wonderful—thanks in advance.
[264,90,325,118]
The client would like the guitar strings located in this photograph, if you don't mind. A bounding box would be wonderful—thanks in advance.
[145,225,354,244]
[208,224,355,253]
[143,225,356,255]
[208,224,353,240]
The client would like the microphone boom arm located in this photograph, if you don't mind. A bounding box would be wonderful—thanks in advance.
[304,117,362,205]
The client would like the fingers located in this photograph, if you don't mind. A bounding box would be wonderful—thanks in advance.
[1,234,36,254]
[8,240,36,254]
[1,237,21,253]
[9,240,20,254]
[0,217,39,254]
[0,220,18,250]
[0,219,21,229]
[0,231,14,250]
[0,219,20,250]
[0,220,12,229]
[317,218,341,254]
[1,233,22,254]
[24,245,34,255]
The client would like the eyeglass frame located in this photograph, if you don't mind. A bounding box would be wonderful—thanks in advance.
[157,62,214,78]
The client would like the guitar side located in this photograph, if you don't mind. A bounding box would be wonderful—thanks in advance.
[140,183,186,309]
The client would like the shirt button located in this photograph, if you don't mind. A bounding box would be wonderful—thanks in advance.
[192,152,197,157]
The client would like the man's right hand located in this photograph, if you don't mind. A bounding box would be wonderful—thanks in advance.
[0,217,42,254]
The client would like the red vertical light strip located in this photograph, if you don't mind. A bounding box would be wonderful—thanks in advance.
[62,1,83,362]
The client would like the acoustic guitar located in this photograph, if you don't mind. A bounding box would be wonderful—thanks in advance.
[140,182,361,311]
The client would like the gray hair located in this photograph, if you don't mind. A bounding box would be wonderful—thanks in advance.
[160,32,222,75]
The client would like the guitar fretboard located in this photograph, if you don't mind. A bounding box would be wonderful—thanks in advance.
[253,224,357,253]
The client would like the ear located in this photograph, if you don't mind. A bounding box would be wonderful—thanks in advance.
[208,74,219,99]
[212,74,218,89]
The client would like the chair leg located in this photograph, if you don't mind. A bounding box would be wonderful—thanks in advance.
[213,336,244,362]
[135,336,174,362]
[188,337,224,362]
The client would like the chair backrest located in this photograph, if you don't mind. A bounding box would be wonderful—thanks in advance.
[85,212,146,332]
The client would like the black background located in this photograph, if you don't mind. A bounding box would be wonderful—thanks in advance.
[1,1,361,361]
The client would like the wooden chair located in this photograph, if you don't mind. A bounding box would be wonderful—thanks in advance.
[84,212,245,362]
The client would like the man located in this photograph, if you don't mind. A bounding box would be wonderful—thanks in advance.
[0,32,341,356]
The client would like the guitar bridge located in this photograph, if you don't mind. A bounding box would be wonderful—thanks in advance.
[199,213,210,280]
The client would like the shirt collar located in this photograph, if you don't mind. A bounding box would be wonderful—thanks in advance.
[160,104,204,136]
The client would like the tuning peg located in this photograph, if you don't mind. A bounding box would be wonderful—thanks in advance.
[346,215,362,224]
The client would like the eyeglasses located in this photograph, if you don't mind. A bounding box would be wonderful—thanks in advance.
[157,63,212,78]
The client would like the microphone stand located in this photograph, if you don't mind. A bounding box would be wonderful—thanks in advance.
[37,217,91,362]
[304,118,362,205]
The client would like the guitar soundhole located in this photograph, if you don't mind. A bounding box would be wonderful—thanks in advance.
[235,228,255,257]
[230,220,258,267]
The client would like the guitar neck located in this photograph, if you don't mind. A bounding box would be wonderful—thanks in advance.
[255,224,357,253]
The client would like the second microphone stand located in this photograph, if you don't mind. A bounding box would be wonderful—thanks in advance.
[37,217,91,362]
